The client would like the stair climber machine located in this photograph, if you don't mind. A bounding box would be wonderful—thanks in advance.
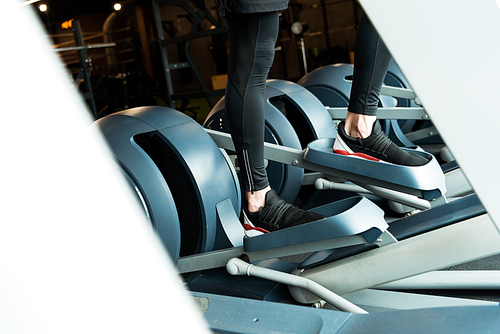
[92,91,500,332]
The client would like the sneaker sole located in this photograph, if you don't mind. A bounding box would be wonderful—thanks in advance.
[242,211,269,236]
[333,135,388,163]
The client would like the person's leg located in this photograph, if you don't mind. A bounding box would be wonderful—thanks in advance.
[224,11,278,210]
[346,14,391,138]
[334,14,428,166]
[224,12,324,231]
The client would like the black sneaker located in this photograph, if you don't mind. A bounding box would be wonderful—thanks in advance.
[333,121,429,166]
[243,189,325,233]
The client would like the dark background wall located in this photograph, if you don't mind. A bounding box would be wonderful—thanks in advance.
[35,0,363,121]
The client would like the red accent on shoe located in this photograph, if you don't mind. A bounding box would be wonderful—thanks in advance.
[243,223,270,234]
[333,149,380,162]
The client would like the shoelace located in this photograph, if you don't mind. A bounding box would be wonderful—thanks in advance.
[259,199,291,229]
[357,131,392,157]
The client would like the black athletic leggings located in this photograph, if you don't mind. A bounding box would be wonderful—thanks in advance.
[224,11,279,193]
[224,12,390,192]
[348,14,392,116]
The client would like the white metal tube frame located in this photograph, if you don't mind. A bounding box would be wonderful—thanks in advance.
[226,257,368,314]
[296,214,500,302]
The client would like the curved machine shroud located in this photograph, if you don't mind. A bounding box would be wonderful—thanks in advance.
[93,106,242,263]
[297,62,421,146]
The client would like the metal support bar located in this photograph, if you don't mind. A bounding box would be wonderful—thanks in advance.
[344,80,418,101]
[55,43,116,52]
[327,107,428,120]
[342,289,498,313]
[177,246,245,273]
[205,129,235,150]
[316,177,434,210]
[315,178,371,194]
[355,182,431,210]
[152,0,175,108]
[226,258,368,314]
[405,126,439,142]
[380,85,417,100]
[176,232,372,274]
[298,214,500,300]
[299,37,308,75]
[375,270,500,290]
[303,172,335,186]
[205,129,430,200]
[314,177,432,210]
[72,20,97,118]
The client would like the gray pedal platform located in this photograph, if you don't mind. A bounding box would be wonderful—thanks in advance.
[304,137,446,200]
[177,196,393,274]
[243,196,389,252]
[297,193,485,270]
